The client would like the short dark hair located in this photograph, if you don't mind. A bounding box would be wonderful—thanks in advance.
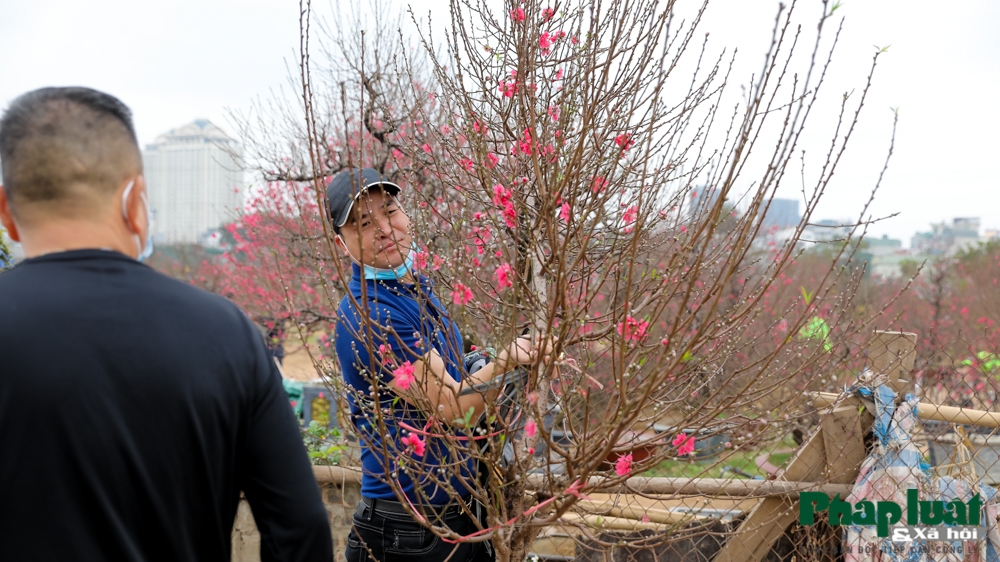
[0,87,142,221]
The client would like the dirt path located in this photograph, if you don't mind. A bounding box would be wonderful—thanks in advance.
[280,347,323,382]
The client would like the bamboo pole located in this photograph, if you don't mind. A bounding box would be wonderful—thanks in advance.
[576,501,702,525]
[315,466,853,498]
[527,474,851,497]
[559,512,672,531]
[313,465,363,484]
[810,391,1000,429]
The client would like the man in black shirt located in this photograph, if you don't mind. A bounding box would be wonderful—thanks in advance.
[0,87,332,561]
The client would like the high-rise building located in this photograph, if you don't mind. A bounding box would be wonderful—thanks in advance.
[864,234,908,279]
[803,218,853,243]
[143,120,242,244]
[911,217,981,256]
[762,198,801,230]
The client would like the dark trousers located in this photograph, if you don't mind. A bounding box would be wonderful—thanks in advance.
[345,498,495,562]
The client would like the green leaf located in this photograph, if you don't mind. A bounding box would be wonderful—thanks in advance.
[799,286,813,305]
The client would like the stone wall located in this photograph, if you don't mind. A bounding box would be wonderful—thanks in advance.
[231,466,361,562]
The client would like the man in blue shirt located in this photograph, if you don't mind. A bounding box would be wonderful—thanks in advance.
[330,168,542,562]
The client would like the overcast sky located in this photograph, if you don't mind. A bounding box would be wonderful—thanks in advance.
[2,0,997,246]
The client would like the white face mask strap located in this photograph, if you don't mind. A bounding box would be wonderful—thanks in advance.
[336,234,363,265]
[120,179,147,259]
[120,180,136,222]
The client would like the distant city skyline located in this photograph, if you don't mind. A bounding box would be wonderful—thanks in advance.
[0,147,994,254]
[1,0,998,248]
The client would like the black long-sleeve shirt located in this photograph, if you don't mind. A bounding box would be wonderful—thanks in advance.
[0,250,332,561]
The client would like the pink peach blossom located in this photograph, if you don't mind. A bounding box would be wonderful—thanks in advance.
[539,32,553,55]
[617,316,649,342]
[615,453,633,476]
[672,433,695,456]
[451,283,474,305]
[615,133,635,151]
[492,184,512,207]
[525,419,537,438]
[559,202,571,222]
[413,249,429,270]
[498,80,518,98]
[592,176,608,193]
[401,433,426,456]
[516,128,533,155]
[501,202,517,228]
[622,205,638,233]
[393,362,416,390]
[495,262,514,289]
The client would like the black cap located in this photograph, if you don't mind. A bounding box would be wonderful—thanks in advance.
[326,168,402,231]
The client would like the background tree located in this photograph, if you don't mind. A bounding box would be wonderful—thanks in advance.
[867,241,1000,409]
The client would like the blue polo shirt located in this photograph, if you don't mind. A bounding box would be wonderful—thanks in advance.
[335,263,475,505]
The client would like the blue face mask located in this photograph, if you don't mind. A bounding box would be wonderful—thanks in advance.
[138,233,154,262]
[338,234,414,281]
[121,179,154,262]
[363,251,414,281]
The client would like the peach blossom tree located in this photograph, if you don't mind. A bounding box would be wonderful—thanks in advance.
[225,0,900,558]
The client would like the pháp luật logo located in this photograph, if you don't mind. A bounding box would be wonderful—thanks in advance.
[799,489,983,540]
